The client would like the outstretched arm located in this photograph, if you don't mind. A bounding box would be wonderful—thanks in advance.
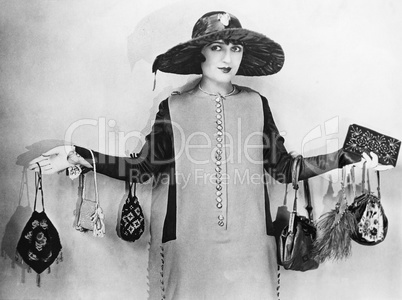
[29,99,174,182]
[260,96,377,183]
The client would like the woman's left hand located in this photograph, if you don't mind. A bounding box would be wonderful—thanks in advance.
[353,151,379,170]
[28,145,76,174]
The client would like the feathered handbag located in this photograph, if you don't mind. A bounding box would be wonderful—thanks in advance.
[349,165,388,245]
[278,156,319,271]
[15,164,63,286]
[312,167,357,263]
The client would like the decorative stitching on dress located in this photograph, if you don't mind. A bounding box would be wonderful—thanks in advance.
[160,245,166,300]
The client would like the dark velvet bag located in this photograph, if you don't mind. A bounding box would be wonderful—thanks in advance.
[15,166,62,286]
[278,156,319,271]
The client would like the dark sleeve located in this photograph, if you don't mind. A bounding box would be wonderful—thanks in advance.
[261,95,358,183]
[75,99,174,182]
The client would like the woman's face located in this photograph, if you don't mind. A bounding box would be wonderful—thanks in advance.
[200,40,243,84]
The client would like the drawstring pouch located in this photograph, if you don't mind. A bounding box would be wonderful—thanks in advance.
[119,181,145,242]
[74,149,105,237]
[15,164,63,287]
[348,165,388,245]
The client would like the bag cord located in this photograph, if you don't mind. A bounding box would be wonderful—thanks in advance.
[351,162,381,199]
[34,163,44,212]
[18,167,30,207]
[88,149,105,237]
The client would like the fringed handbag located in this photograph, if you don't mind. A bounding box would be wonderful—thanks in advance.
[119,181,145,242]
[278,156,319,271]
[15,164,63,286]
[74,149,105,237]
[312,167,357,263]
[349,165,388,245]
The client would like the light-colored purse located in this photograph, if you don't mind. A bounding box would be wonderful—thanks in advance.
[74,149,105,237]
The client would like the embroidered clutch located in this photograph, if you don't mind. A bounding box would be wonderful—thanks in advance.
[343,124,400,168]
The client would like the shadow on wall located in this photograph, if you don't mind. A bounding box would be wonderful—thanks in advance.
[1,167,32,282]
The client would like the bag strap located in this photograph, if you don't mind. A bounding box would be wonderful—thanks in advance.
[341,166,348,205]
[291,155,302,212]
[34,163,45,212]
[351,161,381,200]
[376,171,381,199]
[18,167,30,207]
[288,156,302,233]
[366,168,381,199]
[303,179,314,222]
[282,184,289,206]
[128,181,136,198]
[81,149,100,206]
[89,149,99,207]
[361,161,367,193]
[350,166,356,199]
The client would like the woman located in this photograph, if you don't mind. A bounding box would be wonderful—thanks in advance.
[29,11,375,300]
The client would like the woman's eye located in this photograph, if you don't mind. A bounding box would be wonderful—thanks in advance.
[232,46,243,52]
[210,45,222,51]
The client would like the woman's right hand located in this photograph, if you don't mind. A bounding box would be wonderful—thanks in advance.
[28,145,77,174]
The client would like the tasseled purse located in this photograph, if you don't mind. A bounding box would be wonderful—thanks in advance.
[15,164,63,286]
[312,166,357,263]
[74,149,105,237]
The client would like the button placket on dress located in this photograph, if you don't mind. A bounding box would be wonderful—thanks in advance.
[214,95,226,227]
[198,84,236,230]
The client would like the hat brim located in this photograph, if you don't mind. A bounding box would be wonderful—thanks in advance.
[152,28,285,76]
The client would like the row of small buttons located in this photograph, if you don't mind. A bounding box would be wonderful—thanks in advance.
[215,96,225,227]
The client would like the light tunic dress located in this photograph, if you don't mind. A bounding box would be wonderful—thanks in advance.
[75,85,343,299]
[156,87,277,299]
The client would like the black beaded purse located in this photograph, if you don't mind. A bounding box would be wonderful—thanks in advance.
[15,165,62,286]
[343,124,400,169]
[119,182,145,242]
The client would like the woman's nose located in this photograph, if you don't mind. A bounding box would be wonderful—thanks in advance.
[222,48,231,63]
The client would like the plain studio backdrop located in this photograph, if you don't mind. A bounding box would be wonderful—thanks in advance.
[0,0,401,299]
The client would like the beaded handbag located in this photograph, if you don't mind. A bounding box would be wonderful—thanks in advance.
[15,164,62,286]
[343,124,400,169]
[119,182,145,242]
[348,165,388,245]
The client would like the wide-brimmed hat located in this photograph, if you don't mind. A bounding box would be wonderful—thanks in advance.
[152,11,285,76]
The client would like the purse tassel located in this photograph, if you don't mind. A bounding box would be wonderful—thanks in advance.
[91,205,105,237]
[312,167,356,263]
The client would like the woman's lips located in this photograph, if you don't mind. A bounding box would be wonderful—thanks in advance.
[219,67,232,73]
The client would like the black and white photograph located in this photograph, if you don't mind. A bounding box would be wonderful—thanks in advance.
[0,1,401,299]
